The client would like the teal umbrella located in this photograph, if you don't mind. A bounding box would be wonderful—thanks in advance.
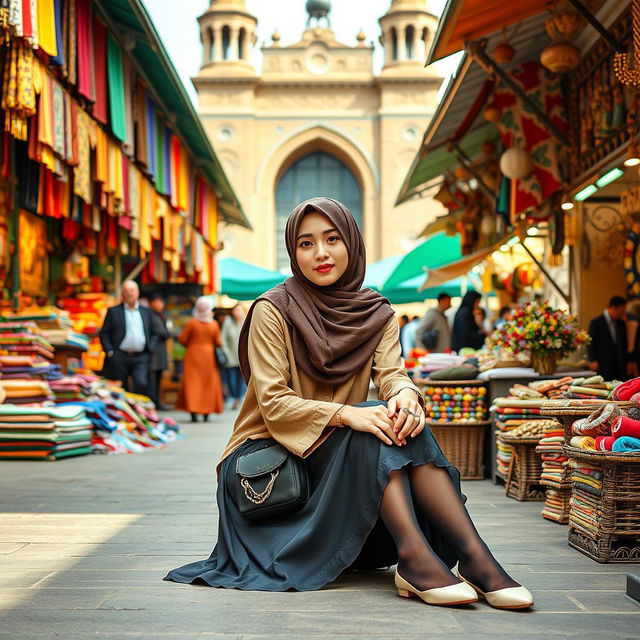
[382,233,461,291]
[364,255,463,304]
[218,257,286,301]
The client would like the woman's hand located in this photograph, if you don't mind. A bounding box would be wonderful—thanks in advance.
[387,389,426,445]
[341,405,401,446]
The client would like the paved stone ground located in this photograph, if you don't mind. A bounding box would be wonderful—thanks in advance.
[0,409,639,639]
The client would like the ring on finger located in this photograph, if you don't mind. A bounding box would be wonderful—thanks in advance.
[402,407,418,418]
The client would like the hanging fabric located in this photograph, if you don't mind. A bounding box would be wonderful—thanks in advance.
[65,0,76,84]
[154,115,165,193]
[8,0,23,38]
[37,0,57,57]
[134,80,147,168]
[76,0,93,100]
[106,33,126,142]
[122,55,133,153]
[92,18,108,124]
[49,0,64,66]
[145,97,156,178]
[73,107,91,204]
[2,38,36,141]
[26,0,37,49]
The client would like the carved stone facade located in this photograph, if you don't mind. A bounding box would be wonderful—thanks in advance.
[195,0,443,268]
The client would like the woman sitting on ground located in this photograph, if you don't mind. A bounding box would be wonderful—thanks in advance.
[165,197,532,609]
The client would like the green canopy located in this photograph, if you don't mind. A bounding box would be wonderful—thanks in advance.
[382,233,462,291]
[364,255,463,304]
[219,258,286,301]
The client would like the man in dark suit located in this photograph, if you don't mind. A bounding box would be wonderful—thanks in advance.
[99,280,158,396]
[587,296,630,381]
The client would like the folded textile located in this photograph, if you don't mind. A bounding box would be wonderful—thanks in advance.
[612,376,640,401]
[569,435,596,450]
[572,403,620,436]
[612,416,640,439]
[595,435,615,451]
[611,436,640,452]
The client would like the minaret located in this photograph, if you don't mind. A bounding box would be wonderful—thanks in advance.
[378,0,439,73]
[197,0,257,74]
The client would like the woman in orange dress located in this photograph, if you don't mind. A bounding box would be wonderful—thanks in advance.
[177,297,224,422]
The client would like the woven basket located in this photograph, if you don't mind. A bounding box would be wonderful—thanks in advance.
[503,439,545,501]
[429,421,488,480]
[565,448,640,563]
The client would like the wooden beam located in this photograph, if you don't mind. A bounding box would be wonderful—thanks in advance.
[566,0,625,54]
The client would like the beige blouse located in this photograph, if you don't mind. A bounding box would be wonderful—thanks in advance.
[220,300,422,465]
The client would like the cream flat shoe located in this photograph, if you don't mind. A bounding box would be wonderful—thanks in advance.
[394,570,478,606]
[458,574,534,610]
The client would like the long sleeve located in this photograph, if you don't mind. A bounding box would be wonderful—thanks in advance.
[587,318,598,362]
[221,320,236,362]
[415,309,436,349]
[99,307,115,353]
[177,320,192,347]
[212,321,222,348]
[371,317,423,406]
[248,301,343,457]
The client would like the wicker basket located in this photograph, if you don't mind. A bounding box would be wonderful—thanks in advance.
[502,437,545,501]
[565,447,640,563]
[429,421,489,480]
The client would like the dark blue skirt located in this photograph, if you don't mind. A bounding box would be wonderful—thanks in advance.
[164,417,462,592]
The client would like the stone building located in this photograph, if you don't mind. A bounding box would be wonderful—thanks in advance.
[195,0,442,269]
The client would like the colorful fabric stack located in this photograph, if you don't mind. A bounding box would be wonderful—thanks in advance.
[568,458,603,538]
[563,375,617,400]
[0,322,54,359]
[49,376,93,402]
[530,377,574,399]
[537,421,571,524]
[2,308,89,351]
[0,404,93,460]
[0,379,53,405]
[568,403,640,452]
[0,355,62,380]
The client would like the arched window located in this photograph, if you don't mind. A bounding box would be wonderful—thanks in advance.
[422,27,429,61]
[208,27,214,62]
[222,25,231,60]
[391,27,398,61]
[238,27,246,60]
[275,151,363,271]
[406,25,415,59]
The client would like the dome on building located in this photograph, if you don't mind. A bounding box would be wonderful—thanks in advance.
[306,0,331,18]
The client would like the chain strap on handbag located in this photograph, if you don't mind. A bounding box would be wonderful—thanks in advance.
[235,443,309,521]
[241,469,279,504]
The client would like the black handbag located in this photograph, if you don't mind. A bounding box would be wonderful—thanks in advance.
[215,346,229,368]
[235,443,309,521]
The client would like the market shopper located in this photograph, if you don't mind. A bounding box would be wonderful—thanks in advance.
[176,297,224,422]
[148,294,172,410]
[99,280,158,396]
[221,304,247,410]
[451,290,486,352]
[415,293,452,352]
[587,296,630,381]
[164,197,532,610]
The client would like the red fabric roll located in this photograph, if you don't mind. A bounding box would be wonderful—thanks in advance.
[612,416,640,438]
[612,377,640,401]
[595,436,615,451]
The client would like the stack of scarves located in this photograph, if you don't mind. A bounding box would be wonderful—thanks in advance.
[537,422,572,524]
[562,375,618,401]
[0,378,53,405]
[49,376,92,402]
[570,404,640,453]
[0,322,54,359]
[4,308,89,351]
[0,403,93,460]
[0,354,61,380]
[530,377,574,399]
[568,458,603,538]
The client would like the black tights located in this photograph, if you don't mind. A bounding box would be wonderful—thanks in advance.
[379,465,518,592]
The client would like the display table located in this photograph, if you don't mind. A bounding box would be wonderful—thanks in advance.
[481,367,592,484]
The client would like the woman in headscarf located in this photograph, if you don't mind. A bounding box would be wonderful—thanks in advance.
[176,296,224,422]
[165,198,532,609]
[451,290,486,353]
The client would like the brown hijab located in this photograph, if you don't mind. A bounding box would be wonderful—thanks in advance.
[238,197,394,385]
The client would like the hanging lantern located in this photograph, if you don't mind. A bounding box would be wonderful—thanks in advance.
[492,42,515,64]
[480,212,497,237]
[483,103,501,122]
[499,147,533,180]
[540,41,581,74]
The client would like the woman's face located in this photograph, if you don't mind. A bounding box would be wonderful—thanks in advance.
[294,211,348,287]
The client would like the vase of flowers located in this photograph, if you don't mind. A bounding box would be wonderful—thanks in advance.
[488,302,590,374]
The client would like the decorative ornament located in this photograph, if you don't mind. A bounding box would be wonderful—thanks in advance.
[624,222,640,297]
[499,147,533,180]
[483,103,501,122]
[614,0,640,87]
[480,212,497,237]
[492,42,515,64]
[540,2,584,74]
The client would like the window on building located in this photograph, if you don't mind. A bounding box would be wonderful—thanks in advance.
[222,25,231,60]
[208,28,214,62]
[275,151,363,271]
[391,27,398,61]
[422,27,429,60]
[238,28,246,60]
[406,25,415,59]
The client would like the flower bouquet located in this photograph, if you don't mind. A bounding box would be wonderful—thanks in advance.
[488,302,590,375]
